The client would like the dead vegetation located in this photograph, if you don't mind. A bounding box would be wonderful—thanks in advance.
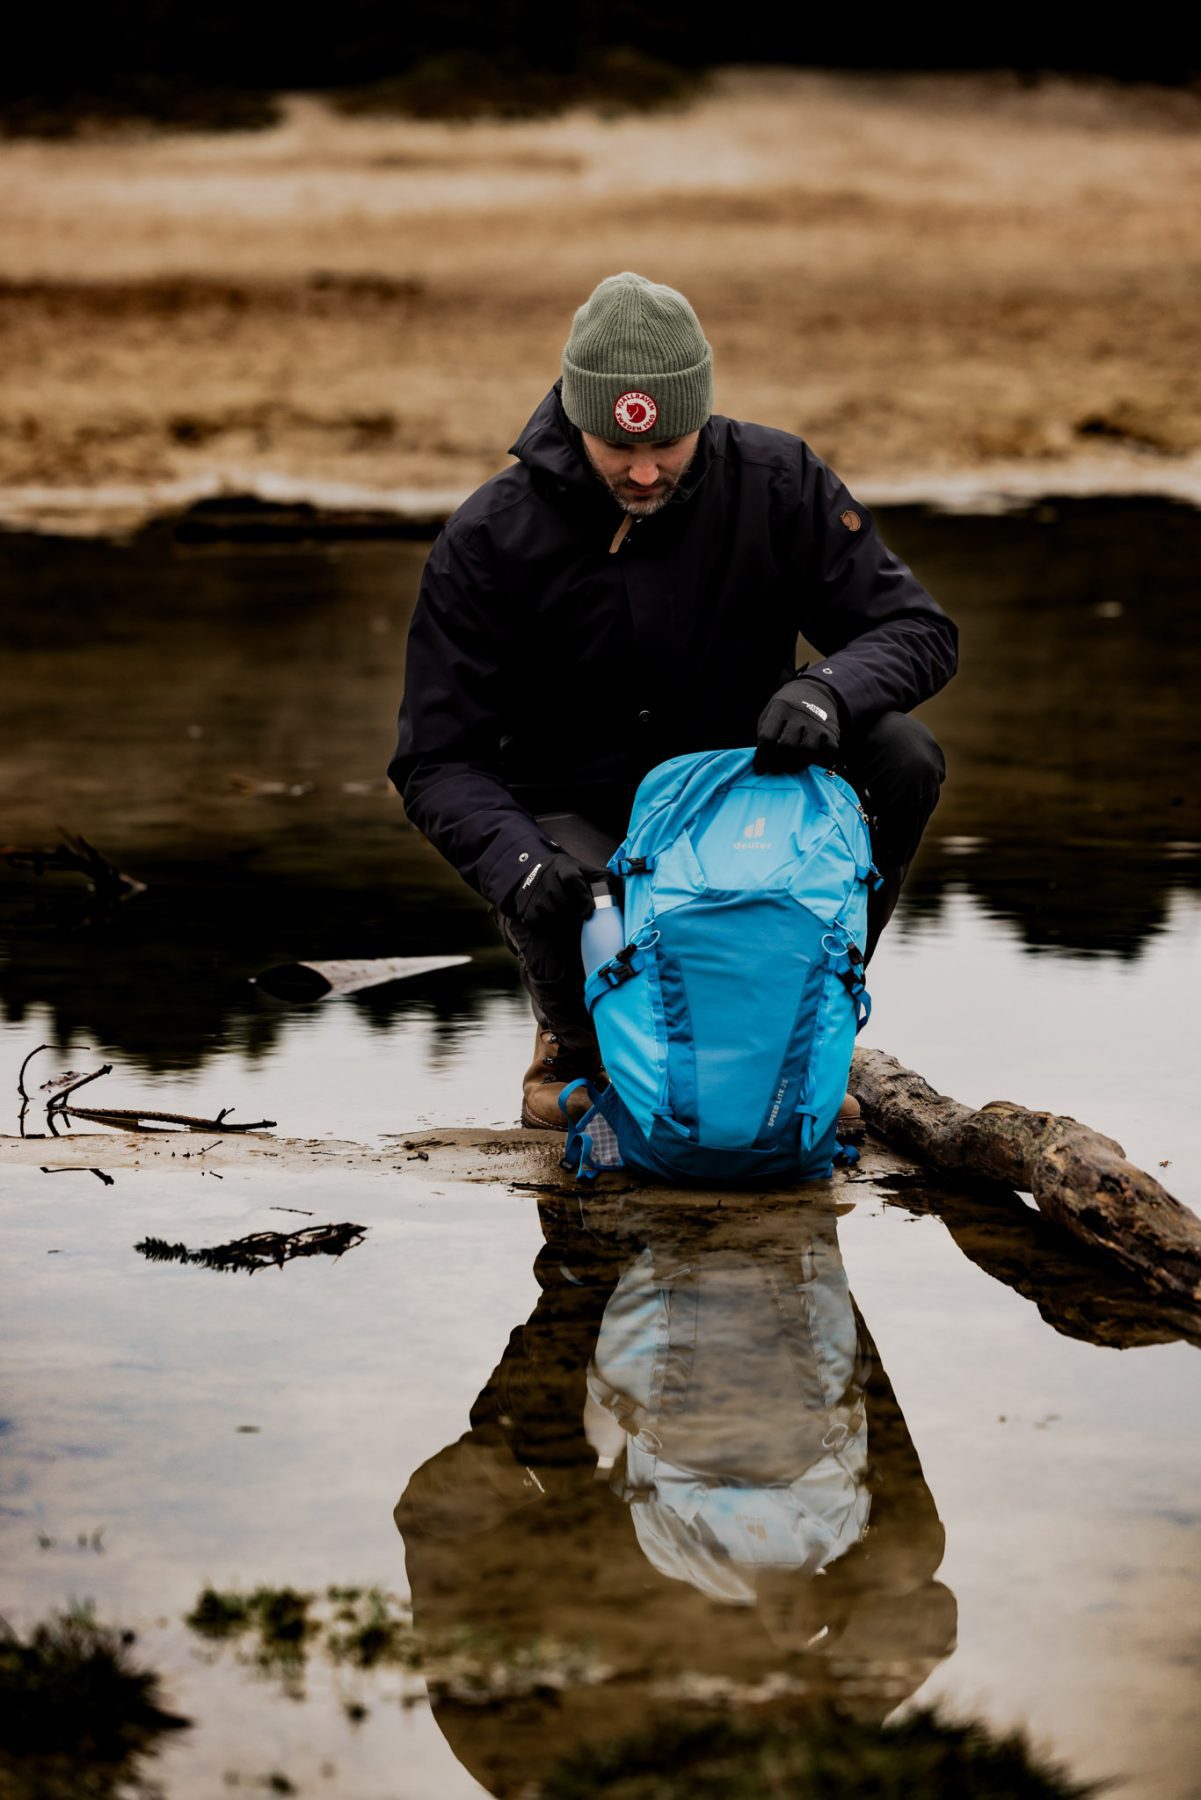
[184,1582,608,1702]
[135,1222,366,1273]
[2,835,145,921]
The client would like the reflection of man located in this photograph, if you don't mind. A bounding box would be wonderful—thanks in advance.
[395,1195,956,1799]
[389,273,957,1126]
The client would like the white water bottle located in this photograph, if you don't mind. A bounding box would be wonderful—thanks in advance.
[581,882,625,976]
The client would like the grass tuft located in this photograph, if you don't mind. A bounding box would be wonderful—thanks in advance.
[0,1603,189,1797]
[541,1710,1102,1800]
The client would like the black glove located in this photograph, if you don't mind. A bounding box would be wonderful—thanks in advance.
[754,677,842,773]
[507,850,597,931]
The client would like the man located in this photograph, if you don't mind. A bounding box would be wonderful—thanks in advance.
[389,273,957,1128]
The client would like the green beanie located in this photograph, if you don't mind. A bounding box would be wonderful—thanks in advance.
[561,272,713,444]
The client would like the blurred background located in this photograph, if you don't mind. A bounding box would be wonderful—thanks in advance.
[2,14,1199,1140]
[1,9,1200,516]
[4,22,1201,1800]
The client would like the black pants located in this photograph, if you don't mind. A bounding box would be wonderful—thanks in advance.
[498,713,945,1050]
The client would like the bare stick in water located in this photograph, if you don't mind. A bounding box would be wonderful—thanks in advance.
[60,1105,277,1134]
[17,1043,49,1102]
[46,1065,114,1115]
[16,1042,50,1137]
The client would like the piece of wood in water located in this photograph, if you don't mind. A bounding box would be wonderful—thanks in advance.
[253,954,470,1002]
[851,1046,1201,1306]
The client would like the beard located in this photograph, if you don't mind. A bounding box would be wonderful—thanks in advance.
[615,485,672,517]
[585,444,698,516]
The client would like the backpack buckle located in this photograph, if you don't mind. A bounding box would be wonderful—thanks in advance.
[596,942,641,988]
[838,943,865,999]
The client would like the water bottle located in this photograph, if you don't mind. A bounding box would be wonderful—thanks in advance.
[580,881,626,976]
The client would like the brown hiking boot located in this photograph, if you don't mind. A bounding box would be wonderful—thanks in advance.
[520,1027,606,1131]
[837,1091,865,1144]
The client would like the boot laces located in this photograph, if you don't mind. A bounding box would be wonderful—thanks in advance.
[542,1033,601,1081]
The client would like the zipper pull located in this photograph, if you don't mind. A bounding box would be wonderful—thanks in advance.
[609,515,634,555]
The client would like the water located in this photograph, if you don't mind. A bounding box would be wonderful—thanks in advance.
[2,498,1199,1797]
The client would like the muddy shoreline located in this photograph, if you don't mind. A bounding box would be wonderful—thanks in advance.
[4,448,1201,540]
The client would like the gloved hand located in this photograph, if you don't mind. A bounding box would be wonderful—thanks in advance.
[754,677,841,773]
[507,850,597,931]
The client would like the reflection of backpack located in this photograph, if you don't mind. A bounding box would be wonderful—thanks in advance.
[588,1242,871,1603]
[564,749,875,1183]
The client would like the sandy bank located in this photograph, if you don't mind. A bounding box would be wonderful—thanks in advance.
[0,1124,910,1207]
[2,70,1199,534]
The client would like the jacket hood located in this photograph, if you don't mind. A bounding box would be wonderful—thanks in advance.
[510,381,718,515]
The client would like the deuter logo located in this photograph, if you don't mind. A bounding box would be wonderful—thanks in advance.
[734,814,771,850]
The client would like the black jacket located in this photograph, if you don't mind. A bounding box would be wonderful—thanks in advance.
[389,384,957,910]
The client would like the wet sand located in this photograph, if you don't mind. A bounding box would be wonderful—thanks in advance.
[0,1122,917,1207]
[3,70,1201,532]
[0,1123,566,1178]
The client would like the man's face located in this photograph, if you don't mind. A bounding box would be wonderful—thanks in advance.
[581,429,701,516]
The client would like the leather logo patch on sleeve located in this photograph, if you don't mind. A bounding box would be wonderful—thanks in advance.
[840,509,862,531]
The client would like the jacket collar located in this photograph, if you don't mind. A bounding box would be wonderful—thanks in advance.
[510,381,719,523]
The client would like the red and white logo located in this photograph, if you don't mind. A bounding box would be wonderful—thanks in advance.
[613,390,658,435]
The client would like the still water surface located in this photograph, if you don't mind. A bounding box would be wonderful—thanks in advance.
[2,499,1199,1796]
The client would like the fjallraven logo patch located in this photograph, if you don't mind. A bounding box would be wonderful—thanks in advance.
[614,390,658,434]
[840,509,862,531]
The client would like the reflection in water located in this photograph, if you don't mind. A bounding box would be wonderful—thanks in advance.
[884,496,1201,958]
[1,499,1199,1075]
[870,1170,1201,1350]
[586,1225,872,1601]
[395,1194,955,1799]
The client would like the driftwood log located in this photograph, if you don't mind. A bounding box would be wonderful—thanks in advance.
[253,954,470,1003]
[851,1047,1201,1307]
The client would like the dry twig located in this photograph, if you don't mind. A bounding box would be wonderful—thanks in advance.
[16,1042,49,1137]
[60,1104,276,1133]
[46,1065,114,1114]
[15,1050,276,1138]
[39,1166,115,1186]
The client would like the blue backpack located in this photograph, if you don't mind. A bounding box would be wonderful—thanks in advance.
[562,748,875,1184]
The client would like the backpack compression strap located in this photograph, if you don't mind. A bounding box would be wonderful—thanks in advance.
[560,1080,624,1180]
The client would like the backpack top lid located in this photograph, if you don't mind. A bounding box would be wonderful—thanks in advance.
[614,747,872,897]
[627,1442,871,1603]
